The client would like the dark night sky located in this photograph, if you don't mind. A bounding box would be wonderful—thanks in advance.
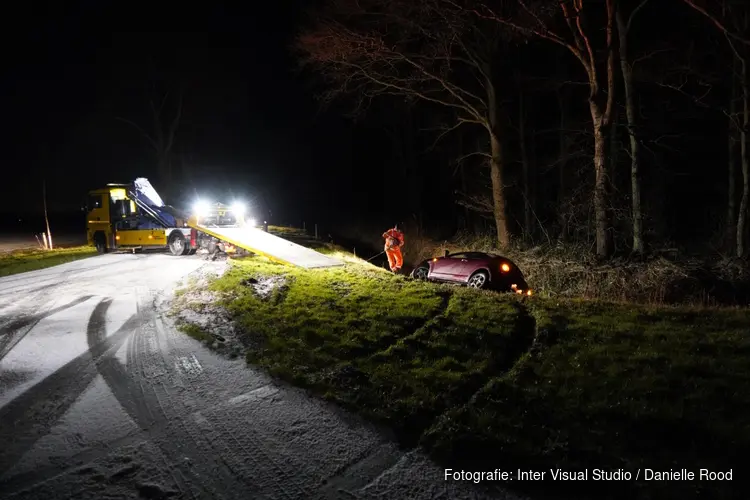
[0,0,736,245]
[1,0,368,226]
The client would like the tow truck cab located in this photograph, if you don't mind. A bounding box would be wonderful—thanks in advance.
[85,184,189,254]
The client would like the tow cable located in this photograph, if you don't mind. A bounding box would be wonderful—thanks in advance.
[366,251,385,262]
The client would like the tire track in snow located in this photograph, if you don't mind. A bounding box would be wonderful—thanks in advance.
[0,299,138,484]
[103,287,250,499]
[0,259,116,289]
[0,295,94,362]
[155,314,314,500]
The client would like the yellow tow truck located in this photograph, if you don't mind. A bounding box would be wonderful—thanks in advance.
[85,178,243,256]
[85,177,345,268]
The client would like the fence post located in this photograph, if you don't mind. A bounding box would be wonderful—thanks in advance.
[315,224,318,240]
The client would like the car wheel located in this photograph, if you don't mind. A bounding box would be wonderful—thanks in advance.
[467,270,489,289]
[168,232,186,256]
[412,265,429,280]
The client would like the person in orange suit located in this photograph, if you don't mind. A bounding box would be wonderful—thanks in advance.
[382,225,404,272]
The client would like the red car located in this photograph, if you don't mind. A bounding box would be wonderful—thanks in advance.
[410,251,532,294]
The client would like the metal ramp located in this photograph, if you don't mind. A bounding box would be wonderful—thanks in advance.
[188,220,344,269]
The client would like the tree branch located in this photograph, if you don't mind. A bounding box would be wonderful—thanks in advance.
[626,0,652,33]
[426,117,484,151]
[450,0,592,73]
[114,116,158,150]
[164,90,183,155]
[681,0,750,46]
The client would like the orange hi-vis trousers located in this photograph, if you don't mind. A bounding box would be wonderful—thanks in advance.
[386,246,403,271]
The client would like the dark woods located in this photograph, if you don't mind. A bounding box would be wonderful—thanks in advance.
[295,0,750,261]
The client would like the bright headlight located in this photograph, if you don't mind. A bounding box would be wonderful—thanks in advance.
[193,200,209,217]
[231,202,246,215]
[248,218,257,227]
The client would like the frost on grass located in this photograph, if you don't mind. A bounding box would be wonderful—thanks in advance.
[240,275,287,299]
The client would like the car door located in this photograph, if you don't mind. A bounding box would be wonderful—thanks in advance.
[431,254,467,281]
[452,253,481,281]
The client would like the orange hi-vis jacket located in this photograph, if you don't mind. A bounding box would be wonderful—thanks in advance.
[382,228,404,250]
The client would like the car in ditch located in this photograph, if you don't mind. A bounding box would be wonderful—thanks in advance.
[410,251,532,294]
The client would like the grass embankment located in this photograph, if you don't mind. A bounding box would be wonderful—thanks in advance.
[0,246,97,277]
[202,255,748,499]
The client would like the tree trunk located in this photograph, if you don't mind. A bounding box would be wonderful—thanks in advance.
[157,156,172,193]
[728,59,738,252]
[738,50,749,258]
[591,101,611,258]
[490,131,510,248]
[617,9,645,255]
[519,90,532,241]
[459,160,470,229]
[456,128,470,230]
[42,179,53,250]
[610,105,619,189]
[486,74,510,248]
[557,89,569,241]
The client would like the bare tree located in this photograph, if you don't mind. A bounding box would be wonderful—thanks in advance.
[116,88,183,186]
[458,0,618,258]
[519,87,534,241]
[295,0,514,247]
[736,15,750,257]
[681,0,750,46]
[616,0,651,255]
[42,179,52,250]
[728,55,739,252]
[685,0,750,256]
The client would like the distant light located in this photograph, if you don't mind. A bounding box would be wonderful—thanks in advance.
[193,200,209,217]
[231,201,246,215]
[526,290,533,296]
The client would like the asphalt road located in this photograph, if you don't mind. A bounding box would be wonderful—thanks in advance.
[0,253,522,500]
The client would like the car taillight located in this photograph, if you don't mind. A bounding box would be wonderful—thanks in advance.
[526,290,533,296]
[501,263,510,272]
[190,228,197,247]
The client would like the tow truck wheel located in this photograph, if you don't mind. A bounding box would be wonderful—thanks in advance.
[168,232,186,256]
[94,233,107,254]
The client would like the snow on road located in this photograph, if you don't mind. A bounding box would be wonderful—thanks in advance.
[0,253,523,500]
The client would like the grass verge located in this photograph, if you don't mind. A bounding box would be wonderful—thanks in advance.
[198,255,748,500]
[177,322,214,344]
[0,246,98,277]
